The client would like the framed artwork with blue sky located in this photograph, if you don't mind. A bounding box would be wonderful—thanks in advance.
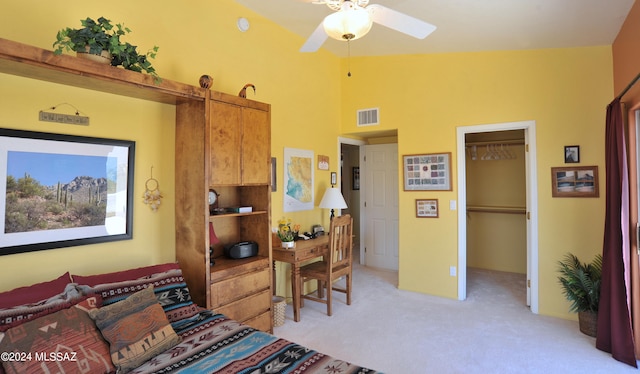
[0,128,135,255]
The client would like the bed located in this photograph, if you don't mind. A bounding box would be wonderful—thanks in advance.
[131,309,378,374]
[0,263,381,374]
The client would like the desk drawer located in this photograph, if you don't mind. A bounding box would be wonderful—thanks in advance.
[215,289,271,324]
[294,245,327,261]
[210,267,270,308]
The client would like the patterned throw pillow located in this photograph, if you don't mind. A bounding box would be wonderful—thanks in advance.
[89,286,181,374]
[0,296,114,374]
[74,264,200,327]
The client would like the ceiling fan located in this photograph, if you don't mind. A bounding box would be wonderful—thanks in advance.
[299,0,437,52]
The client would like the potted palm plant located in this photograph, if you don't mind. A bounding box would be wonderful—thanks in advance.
[53,17,159,81]
[557,252,603,337]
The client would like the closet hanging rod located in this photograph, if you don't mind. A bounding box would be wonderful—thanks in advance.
[467,205,526,214]
[465,139,525,147]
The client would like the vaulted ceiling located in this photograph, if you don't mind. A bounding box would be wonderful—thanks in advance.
[235,0,635,57]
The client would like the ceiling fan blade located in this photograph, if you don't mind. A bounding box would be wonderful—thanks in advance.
[300,22,328,52]
[367,4,436,39]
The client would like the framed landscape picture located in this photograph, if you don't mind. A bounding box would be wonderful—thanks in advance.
[403,152,452,191]
[551,166,599,197]
[0,128,135,256]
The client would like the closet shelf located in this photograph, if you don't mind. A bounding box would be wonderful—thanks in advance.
[467,205,526,214]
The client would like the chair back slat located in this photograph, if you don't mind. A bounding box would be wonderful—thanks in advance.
[328,214,353,272]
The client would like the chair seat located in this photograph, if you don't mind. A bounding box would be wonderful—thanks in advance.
[300,261,350,278]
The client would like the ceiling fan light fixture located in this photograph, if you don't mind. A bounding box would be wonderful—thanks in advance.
[322,7,373,41]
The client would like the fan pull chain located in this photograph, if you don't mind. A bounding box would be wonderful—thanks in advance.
[347,39,352,77]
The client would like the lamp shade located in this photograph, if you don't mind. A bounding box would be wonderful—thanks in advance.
[322,7,373,41]
[319,187,348,209]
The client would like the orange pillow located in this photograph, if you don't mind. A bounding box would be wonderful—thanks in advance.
[89,286,180,373]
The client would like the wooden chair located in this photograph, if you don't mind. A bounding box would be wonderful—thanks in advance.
[300,214,353,316]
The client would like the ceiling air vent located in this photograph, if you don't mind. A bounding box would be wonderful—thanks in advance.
[357,108,379,127]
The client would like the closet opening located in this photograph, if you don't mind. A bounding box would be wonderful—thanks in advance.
[465,130,528,308]
[456,120,539,314]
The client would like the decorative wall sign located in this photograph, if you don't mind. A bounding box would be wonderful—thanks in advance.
[416,199,438,218]
[551,166,599,197]
[0,128,135,256]
[317,155,329,170]
[403,152,452,191]
[283,147,314,212]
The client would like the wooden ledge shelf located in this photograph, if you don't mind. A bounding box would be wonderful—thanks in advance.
[0,38,206,105]
[467,205,526,214]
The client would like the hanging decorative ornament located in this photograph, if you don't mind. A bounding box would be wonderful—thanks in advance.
[143,166,163,211]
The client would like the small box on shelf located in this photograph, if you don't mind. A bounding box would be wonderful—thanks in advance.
[226,206,253,213]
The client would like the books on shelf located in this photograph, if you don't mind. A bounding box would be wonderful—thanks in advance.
[226,206,253,213]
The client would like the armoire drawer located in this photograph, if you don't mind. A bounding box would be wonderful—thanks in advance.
[214,289,271,323]
[209,266,270,308]
[243,310,273,333]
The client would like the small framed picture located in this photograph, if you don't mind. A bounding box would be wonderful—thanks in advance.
[416,199,439,218]
[271,157,277,192]
[564,145,580,163]
[352,167,360,190]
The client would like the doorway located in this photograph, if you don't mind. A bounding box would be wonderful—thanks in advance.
[339,137,366,263]
[341,142,361,261]
[456,120,539,313]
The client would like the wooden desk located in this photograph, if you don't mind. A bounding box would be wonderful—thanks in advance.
[272,235,329,322]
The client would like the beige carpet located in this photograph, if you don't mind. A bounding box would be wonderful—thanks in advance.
[274,264,637,373]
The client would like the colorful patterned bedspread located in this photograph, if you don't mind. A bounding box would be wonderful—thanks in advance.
[130,310,381,374]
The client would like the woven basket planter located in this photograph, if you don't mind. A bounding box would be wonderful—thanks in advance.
[578,310,598,337]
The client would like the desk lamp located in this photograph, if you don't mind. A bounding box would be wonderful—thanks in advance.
[319,184,347,220]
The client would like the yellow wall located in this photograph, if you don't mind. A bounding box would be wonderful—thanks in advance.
[340,48,611,318]
[0,0,341,296]
[0,73,177,283]
[0,1,613,320]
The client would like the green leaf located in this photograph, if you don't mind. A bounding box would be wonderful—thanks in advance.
[557,252,602,313]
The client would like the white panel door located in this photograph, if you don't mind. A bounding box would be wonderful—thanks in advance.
[362,143,399,270]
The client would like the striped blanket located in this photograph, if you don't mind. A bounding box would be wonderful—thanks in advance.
[130,310,380,374]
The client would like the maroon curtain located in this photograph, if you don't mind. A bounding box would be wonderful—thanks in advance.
[596,97,637,367]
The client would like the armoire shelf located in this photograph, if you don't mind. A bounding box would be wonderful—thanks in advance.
[210,211,268,219]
